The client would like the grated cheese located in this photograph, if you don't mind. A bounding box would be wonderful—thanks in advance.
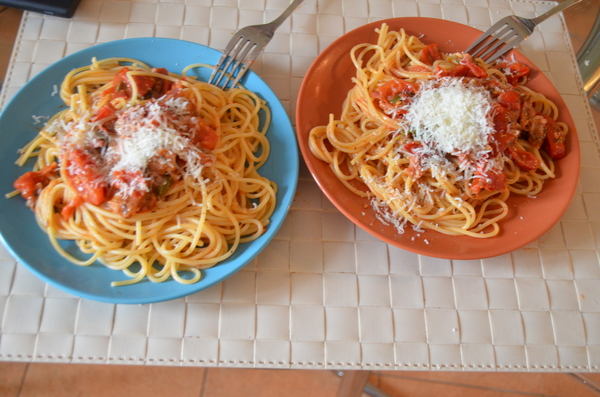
[404,78,493,155]
[369,77,508,238]
[57,95,212,198]
[32,115,50,125]
[111,108,183,172]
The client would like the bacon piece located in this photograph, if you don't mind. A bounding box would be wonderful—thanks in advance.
[527,115,547,149]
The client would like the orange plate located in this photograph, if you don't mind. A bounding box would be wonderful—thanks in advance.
[295,17,580,260]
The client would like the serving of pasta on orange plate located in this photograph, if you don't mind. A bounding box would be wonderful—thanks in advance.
[296,18,579,259]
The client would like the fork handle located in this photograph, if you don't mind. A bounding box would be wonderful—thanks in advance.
[530,0,583,25]
[266,0,305,30]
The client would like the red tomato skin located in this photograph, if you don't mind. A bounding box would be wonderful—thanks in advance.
[496,61,530,85]
[371,79,418,115]
[470,168,507,195]
[65,149,106,206]
[14,162,58,199]
[508,146,540,171]
[92,102,117,122]
[188,118,219,151]
[60,196,84,219]
[420,44,442,65]
[403,141,422,154]
[102,67,171,100]
[436,54,486,78]
[542,115,566,160]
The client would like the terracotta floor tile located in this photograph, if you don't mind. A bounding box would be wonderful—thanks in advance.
[0,8,21,44]
[374,374,532,397]
[19,363,206,397]
[202,368,341,397]
[542,373,600,397]
[0,41,15,79]
[579,372,600,383]
[0,7,19,82]
[573,374,600,392]
[0,361,28,397]
[373,371,544,395]
[563,0,600,50]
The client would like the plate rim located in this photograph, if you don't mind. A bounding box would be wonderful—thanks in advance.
[295,17,581,260]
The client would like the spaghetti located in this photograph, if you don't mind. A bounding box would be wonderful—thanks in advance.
[11,57,277,286]
[309,24,568,238]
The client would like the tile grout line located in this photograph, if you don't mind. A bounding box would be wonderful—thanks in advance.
[17,362,30,397]
[199,367,209,397]
[570,374,600,395]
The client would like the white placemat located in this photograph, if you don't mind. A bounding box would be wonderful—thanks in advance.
[1,0,599,371]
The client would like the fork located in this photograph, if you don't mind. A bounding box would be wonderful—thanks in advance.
[208,0,305,89]
[465,0,583,63]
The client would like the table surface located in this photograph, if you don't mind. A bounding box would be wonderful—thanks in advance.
[1,0,599,372]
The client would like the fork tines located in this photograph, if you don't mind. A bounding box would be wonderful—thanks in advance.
[209,33,261,90]
[466,18,525,63]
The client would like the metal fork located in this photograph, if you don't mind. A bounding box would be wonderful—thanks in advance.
[465,0,583,63]
[208,0,305,89]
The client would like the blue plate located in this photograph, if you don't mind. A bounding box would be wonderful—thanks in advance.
[0,38,298,304]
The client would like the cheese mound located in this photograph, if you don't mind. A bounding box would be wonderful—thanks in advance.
[404,78,494,154]
[58,95,210,197]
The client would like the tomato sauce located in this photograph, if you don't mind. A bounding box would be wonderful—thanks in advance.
[369,50,567,196]
[13,162,58,201]
[14,66,219,219]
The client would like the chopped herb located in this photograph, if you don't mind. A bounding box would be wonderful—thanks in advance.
[390,94,403,104]
[156,176,173,196]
